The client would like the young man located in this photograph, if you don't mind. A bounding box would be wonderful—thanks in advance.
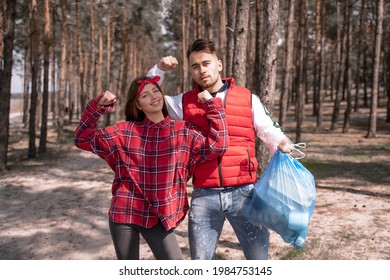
[147,39,292,260]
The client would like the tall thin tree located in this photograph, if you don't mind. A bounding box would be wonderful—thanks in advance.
[279,0,295,127]
[342,0,353,133]
[330,0,346,131]
[225,0,237,77]
[257,0,280,174]
[354,0,366,113]
[295,0,308,143]
[28,0,40,158]
[367,0,384,138]
[57,0,67,143]
[316,0,326,129]
[252,0,263,93]
[232,0,250,86]
[181,0,190,92]
[76,0,85,113]
[0,0,16,171]
[39,0,51,153]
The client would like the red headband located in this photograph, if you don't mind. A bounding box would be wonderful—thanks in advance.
[137,76,161,96]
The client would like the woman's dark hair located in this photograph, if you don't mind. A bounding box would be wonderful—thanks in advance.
[125,76,169,122]
[186,38,220,60]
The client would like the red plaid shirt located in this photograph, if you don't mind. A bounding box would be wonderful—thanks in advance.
[74,97,228,230]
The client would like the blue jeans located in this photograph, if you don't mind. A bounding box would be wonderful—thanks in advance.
[188,184,269,260]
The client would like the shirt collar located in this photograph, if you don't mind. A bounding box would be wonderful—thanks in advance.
[210,81,229,97]
[141,115,170,128]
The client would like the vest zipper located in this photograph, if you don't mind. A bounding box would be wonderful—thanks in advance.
[247,149,253,178]
[217,156,224,188]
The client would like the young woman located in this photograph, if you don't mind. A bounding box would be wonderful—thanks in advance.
[74,76,228,260]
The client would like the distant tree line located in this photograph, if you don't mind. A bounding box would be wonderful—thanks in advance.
[0,0,389,172]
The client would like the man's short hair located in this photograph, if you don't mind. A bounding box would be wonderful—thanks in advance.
[186,38,219,60]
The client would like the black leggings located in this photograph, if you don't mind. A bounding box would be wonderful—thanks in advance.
[109,219,183,260]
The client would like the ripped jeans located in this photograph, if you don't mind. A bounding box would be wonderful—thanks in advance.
[188,184,269,260]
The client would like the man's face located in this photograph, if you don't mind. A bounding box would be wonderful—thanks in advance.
[188,51,223,92]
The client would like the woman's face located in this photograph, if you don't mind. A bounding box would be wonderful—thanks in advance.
[136,83,164,114]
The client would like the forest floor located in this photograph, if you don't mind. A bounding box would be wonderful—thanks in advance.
[0,93,389,260]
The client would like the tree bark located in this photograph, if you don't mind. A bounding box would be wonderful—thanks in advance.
[0,1,3,61]
[28,0,40,158]
[367,0,384,138]
[316,0,326,129]
[104,1,113,126]
[76,0,85,114]
[225,0,236,77]
[386,50,390,123]
[252,0,263,92]
[295,0,308,143]
[23,45,31,127]
[354,0,366,113]
[232,0,249,86]
[312,0,321,117]
[342,0,353,133]
[50,7,57,123]
[205,0,213,40]
[0,0,16,171]
[219,0,227,77]
[257,0,279,175]
[279,0,294,127]
[57,0,67,143]
[97,22,103,95]
[39,0,51,153]
[330,0,345,131]
[181,0,189,92]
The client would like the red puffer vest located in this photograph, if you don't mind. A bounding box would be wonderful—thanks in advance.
[183,78,258,188]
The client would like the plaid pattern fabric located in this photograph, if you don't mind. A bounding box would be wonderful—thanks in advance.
[74,97,228,230]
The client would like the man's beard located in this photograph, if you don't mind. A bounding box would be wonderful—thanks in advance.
[200,78,217,91]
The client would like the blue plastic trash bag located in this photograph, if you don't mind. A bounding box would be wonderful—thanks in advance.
[245,149,316,249]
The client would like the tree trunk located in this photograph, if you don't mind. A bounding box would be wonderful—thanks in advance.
[205,0,213,39]
[330,0,345,131]
[0,0,16,171]
[194,0,200,38]
[362,43,369,107]
[28,0,40,158]
[225,0,236,77]
[367,0,384,138]
[23,45,31,127]
[312,0,321,117]
[50,7,57,123]
[232,0,249,86]
[279,0,294,127]
[97,23,103,95]
[354,0,366,113]
[219,0,227,77]
[0,1,3,59]
[181,0,189,92]
[257,0,279,175]
[342,0,353,133]
[295,0,308,143]
[386,51,390,123]
[39,0,51,153]
[119,18,129,121]
[252,0,263,93]
[316,0,326,129]
[76,0,85,114]
[68,34,76,124]
[57,0,67,143]
[90,3,97,98]
[104,1,113,126]
[36,55,42,132]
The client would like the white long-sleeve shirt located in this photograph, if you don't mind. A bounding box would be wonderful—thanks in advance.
[148,65,290,152]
